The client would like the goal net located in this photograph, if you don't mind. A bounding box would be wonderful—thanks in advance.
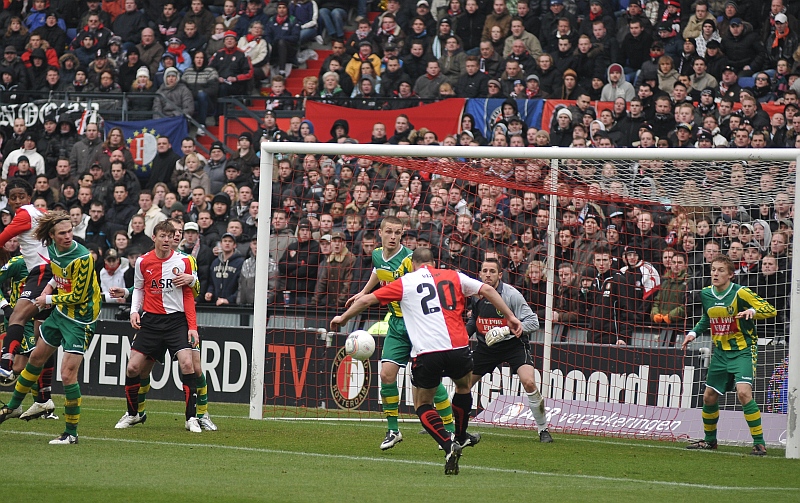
[253,143,799,453]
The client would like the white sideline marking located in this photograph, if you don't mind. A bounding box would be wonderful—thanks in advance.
[79,407,786,457]
[1,429,796,491]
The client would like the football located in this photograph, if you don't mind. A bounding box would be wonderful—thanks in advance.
[345,330,376,361]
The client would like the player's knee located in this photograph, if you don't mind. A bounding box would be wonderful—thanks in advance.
[702,389,719,405]
[520,379,537,394]
[379,368,397,385]
[179,361,194,375]
[126,361,141,377]
[736,389,752,404]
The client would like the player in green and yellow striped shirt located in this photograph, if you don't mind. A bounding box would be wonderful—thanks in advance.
[0,254,59,420]
[682,255,776,456]
[347,216,454,450]
[0,212,101,444]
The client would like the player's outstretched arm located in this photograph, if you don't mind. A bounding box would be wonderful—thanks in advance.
[332,293,379,331]
[345,271,379,308]
[479,284,522,336]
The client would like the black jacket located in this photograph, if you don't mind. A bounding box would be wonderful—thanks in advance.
[279,238,321,297]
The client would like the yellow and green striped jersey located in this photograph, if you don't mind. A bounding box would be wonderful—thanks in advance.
[0,255,28,307]
[176,250,201,298]
[692,282,777,351]
[372,245,413,317]
[48,241,102,324]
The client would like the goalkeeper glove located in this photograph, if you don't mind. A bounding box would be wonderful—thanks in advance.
[485,326,511,346]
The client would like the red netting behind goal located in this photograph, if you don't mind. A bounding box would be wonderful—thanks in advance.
[264,151,791,444]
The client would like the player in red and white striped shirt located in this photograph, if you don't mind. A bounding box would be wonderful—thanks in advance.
[332,248,521,475]
[119,221,203,433]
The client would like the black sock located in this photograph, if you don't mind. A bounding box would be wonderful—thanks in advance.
[181,373,197,420]
[4,324,24,365]
[417,403,452,451]
[451,392,473,442]
[124,375,141,416]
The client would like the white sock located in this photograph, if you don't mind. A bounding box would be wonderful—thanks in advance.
[527,389,548,433]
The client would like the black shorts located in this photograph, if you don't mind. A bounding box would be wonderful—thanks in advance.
[19,264,53,320]
[410,347,474,390]
[131,312,192,360]
[472,336,534,377]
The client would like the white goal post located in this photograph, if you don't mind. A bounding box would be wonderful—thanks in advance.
[255,143,800,458]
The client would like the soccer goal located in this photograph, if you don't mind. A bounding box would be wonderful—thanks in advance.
[254,142,800,458]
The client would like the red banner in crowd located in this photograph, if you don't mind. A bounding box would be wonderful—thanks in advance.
[304,99,466,143]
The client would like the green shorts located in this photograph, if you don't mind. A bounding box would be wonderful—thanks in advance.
[705,345,757,395]
[40,312,95,355]
[17,320,36,355]
[380,316,412,366]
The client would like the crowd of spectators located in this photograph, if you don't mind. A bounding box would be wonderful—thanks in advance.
[0,0,793,346]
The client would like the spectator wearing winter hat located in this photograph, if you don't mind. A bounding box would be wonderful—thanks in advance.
[182,50,220,127]
[128,66,156,112]
[209,29,253,97]
[154,67,194,118]
[117,46,145,91]
[163,36,191,73]
[600,62,635,101]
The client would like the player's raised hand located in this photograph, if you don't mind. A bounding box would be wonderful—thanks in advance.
[507,315,523,336]
[344,293,362,308]
[330,316,345,331]
[130,311,141,330]
[735,308,756,320]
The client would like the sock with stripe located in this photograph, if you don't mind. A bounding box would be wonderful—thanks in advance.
[181,373,197,420]
[743,399,764,445]
[434,382,455,433]
[527,389,548,433]
[63,383,81,436]
[197,372,208,419]
[3,324,23,371]
[125,375,141,417]
[37,353,55,403]
[450,391,472,443]
[138,375,150,416]
[8,362,43,409]
[381,381,400,432]
[417,403,453,451]
[702,402,719,444]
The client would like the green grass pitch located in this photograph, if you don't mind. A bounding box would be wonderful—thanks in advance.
[0,395,798,502]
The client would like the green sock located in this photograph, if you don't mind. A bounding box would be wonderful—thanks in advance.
[8,363,43,409]
[434,382,455,433]
[702,402,719,444]
[381,381,400,432]
[197,372,208,419]
[138,376,150,416]
[63,383,81,436]
[743,399,764,445]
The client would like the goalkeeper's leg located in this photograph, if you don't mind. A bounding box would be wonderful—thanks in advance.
[519,365,552,440]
